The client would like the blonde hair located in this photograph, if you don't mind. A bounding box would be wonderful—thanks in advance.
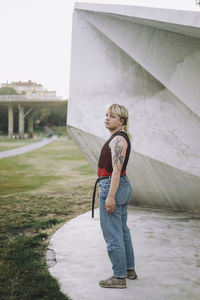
[106,103,131,139]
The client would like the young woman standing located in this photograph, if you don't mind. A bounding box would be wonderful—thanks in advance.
[96,103,137,289]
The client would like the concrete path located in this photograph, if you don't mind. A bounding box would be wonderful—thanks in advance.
[48,207,200,300]
[0,136,57,159]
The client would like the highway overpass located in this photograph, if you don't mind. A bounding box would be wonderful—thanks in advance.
[0,95,67,138]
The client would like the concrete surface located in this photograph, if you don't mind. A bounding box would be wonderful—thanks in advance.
[67,2,200,211]
[0,136,57,159]
[48,207,200,300]
[68,127,200,213]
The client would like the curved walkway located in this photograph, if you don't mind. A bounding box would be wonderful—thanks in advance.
[0,136,57,159]
[48,207,200,300]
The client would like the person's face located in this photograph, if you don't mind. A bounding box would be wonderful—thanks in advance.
[104,110,123,131]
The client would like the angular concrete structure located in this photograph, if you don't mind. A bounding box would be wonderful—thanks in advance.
[68,2,200,213]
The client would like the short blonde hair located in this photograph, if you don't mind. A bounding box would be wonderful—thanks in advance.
[106,103,131,139]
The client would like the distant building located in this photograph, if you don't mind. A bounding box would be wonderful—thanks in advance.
[1,80,57,98]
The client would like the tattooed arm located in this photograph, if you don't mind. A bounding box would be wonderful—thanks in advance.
[105,136,128,214]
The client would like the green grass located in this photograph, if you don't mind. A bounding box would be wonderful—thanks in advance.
[1,233,68,300]
[0,138,96,300]
[0,155,62,195]
[73,164,96,175]
[52,126,68,137]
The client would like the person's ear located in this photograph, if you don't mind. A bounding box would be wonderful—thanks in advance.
[120,118,124,125]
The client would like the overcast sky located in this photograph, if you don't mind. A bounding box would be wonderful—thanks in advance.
[0,0,199,99]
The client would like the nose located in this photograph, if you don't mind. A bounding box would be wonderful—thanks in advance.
[105,117,110,123]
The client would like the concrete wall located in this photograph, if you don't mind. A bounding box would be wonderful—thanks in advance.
[68,3,200,213]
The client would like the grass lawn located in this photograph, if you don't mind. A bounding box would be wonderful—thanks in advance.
[0,138,96,299]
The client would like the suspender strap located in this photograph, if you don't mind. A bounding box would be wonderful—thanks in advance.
[92,176,110,218]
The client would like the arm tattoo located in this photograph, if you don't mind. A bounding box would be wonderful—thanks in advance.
[113,138,124,168]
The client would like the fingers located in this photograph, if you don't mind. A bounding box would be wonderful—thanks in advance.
[105,197,116,214]
[105,205,116,214]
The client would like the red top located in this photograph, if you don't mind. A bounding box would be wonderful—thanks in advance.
[98,168,126,177]
[97,131,131,177]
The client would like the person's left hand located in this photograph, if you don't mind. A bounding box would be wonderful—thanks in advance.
[105,196,116,214]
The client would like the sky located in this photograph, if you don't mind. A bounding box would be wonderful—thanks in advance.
[0,0,199,99]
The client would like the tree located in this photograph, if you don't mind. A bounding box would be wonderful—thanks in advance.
[34,102,67,127]
[0,87,18,95]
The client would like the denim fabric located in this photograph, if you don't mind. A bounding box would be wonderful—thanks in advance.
[99,175,135,278]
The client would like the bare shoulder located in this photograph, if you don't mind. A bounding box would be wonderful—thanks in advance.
[109,135,128,149]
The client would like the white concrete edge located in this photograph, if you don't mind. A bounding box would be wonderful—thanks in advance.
[74,2,200,28]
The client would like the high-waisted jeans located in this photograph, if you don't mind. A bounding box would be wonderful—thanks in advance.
[99,175,135,278]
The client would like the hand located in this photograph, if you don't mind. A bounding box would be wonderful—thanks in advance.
[105,196,116,214]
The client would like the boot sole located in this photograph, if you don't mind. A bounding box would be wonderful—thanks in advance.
[99,284,126,288]
[127,275,137,280]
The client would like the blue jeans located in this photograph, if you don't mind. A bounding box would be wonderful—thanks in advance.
[99,175,135,278]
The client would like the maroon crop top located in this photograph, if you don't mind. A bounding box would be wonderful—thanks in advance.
[97,131,131,177]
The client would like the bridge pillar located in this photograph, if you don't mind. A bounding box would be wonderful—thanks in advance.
[18,104,24,138]
[28,110,34,138]
[8,105,14,138]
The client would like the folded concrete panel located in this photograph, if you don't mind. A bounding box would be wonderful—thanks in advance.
[68,3,200,212]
